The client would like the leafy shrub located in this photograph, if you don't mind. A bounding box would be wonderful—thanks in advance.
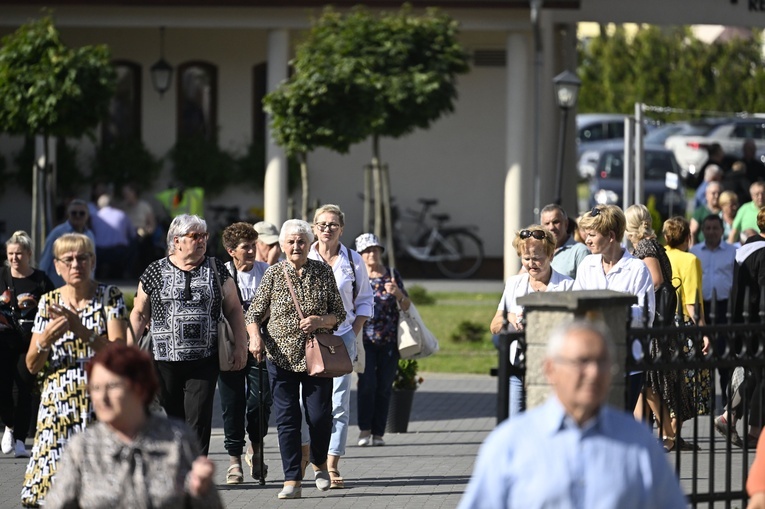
[91,137,162,193]
[408,285,435,305]
[392,359,423,391]
[169,135,235,196]
[449,320,486,343]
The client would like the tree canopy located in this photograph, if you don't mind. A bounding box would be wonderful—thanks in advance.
[0,15,115,138]
[578,25,765,120]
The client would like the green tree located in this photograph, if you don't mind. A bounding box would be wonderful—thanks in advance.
[0,15,115,253]
[267,5,469,259]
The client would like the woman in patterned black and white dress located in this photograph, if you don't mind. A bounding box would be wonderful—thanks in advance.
[129,214,248,457]
[21,233,127,507]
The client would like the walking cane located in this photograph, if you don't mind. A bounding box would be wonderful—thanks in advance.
[257,359,266,485]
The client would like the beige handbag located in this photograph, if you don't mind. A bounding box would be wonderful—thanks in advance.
[211,258,236,371]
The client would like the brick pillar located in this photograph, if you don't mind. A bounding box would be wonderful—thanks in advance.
[517,290,637,410]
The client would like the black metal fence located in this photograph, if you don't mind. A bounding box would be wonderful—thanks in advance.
[493,298,765,508]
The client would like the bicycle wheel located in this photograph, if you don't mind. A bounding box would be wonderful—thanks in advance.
[434,230,484,279]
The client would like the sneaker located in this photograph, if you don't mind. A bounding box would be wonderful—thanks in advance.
[358,435,372,447]
[1,427,13,455]
[714,416,743,448]
[14,440,29,458]
[372,436,385,447]
[277,484,301,499]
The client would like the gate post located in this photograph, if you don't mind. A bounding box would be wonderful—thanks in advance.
[517,290,637,410]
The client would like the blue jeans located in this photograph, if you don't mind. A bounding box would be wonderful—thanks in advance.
[268,359,333,481]
[357,340,400,436]
[300,329,357,457]
[218,354,273,456]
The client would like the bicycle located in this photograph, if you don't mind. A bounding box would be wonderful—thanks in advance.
[387,198,484,279]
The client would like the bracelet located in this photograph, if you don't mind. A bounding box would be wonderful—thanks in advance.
[36,340,51,353]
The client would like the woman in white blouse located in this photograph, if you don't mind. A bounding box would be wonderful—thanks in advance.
[490,225,574,415]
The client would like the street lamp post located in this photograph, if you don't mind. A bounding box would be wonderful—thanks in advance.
[552,70,581,205]
[150,27,173,98]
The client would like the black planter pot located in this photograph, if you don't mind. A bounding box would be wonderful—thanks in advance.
[386,389,415,433]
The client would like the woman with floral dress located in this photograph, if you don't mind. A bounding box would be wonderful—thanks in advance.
[20,234,127,507]
[355,233,410,447]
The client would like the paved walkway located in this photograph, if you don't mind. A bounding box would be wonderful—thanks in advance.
[0,371,756,508]
[0,373,496,509]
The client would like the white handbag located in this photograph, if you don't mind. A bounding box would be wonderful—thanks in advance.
[398,303,439,359]
[398,306,424,359]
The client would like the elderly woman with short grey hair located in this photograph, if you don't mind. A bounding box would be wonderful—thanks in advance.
[245,219,346,499]
[130,214,248,457]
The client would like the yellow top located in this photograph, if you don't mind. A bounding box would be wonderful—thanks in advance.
[664,246,704,320]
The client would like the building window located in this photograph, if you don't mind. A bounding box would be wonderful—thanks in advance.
[177,61,217,140]
[252,62,267,144]
[102,60,141,143]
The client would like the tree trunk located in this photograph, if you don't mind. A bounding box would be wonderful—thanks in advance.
[363,164,372,233]
[31,141,39,261]
[299,152,309,221]
[381,163,396,269]
[372,135,383,239]
[41,135,50,244]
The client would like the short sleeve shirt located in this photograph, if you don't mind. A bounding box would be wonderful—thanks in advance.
[139,256,229,362]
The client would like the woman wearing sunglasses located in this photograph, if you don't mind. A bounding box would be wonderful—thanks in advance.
[130,214,248,458]
[489,225,574,416]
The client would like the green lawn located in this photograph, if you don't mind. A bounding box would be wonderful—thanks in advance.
[414,291,502,375]
[122,289,502,375]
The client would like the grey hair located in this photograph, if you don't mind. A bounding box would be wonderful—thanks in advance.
[279,219,315,245]
[5,230,34,267]
[546,318,614,362]
[540,203,568,221]
[704,165,723,181]
[166,214,207,254]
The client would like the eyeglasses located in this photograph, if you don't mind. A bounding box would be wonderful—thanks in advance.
[180,232,209,241]
[554,356,611,372]
[56,254,92,267]
[315,222,341,232]
[519,229,547,241]
[589,207,602,217]
[69,210,87,218]
[88,381,125,395]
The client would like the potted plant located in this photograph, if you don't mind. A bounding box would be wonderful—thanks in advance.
[386,359,424,433]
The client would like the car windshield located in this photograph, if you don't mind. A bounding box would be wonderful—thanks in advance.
[598,150,679,180]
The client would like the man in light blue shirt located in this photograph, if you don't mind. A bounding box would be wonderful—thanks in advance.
[541,204,589,279]
[690,213,735,405]
[458,320,686,509]
[38,199,96,288]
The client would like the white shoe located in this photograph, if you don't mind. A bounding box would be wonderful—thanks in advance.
[358,435,372,447]
[1,427,13,455]
[14,440,29,458]
[372,436,385,447]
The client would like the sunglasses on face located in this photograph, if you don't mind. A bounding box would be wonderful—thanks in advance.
[180,232,209,241]
[519,229,547,241]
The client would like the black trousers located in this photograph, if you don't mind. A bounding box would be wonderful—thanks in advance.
[155,355,219,455]
[0,336,34,442]
[218,354,273,456]
[704,298,730,407]
[267,359,332,481]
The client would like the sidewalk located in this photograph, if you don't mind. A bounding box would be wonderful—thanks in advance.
[0,371,756,508]
[0,373,497,509]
